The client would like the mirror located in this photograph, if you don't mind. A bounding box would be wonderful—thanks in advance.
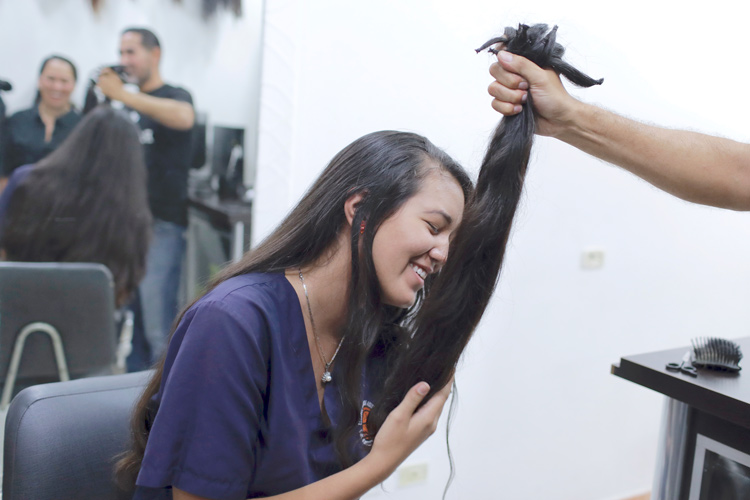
[0,0,263,188]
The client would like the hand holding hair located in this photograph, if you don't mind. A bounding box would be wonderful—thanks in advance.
[490,53,579,137]
[96,67,127,101]
[476,24,603,87]
[367,378,454,479]
[485,25,602,138]
[484,24,750,212]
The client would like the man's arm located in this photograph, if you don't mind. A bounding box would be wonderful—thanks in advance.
[116,91,194,131]
[489,51,750,211]
[98,69,194,131]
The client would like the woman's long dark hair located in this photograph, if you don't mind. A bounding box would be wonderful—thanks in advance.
[367,22,604,448]
[1,105,151,306]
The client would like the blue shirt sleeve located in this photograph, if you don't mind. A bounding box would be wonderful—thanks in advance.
[0,164,33,240]
[136,297,271,500]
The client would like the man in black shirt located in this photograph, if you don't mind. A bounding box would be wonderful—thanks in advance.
[98,27,194,364]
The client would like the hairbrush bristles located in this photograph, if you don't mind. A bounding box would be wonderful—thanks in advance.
[691,337,743,372]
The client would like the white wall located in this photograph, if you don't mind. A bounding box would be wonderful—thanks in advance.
[0,0,263,182]
[257,1,750,499]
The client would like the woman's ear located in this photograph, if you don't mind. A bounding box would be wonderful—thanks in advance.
[343,191,366,227]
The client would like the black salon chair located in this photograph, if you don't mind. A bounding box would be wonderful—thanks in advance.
[0,262,133,408]
[2,371,151,500]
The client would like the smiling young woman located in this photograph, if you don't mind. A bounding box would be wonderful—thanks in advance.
[117,130,474,500]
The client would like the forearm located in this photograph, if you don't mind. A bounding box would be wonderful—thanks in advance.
[118,91,194,130]
[174,380,448,500]
[175,455,389,500]
[260,455,390,500]
[558,101,750,210]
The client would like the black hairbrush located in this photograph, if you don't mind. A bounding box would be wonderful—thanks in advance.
[691,337,743,372]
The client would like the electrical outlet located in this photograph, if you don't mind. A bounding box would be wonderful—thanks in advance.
[398,463,428,487]
[581,248,605,270]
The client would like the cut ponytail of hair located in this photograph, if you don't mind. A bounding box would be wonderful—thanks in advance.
[367,23,603,437]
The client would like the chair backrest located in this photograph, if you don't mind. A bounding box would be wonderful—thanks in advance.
[3,371,151,500]
[0,262,117,383]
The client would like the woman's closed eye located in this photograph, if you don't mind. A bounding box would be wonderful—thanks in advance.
[426,221,440,234]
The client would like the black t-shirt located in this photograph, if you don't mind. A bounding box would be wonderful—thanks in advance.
[3,106,81,176]
[129,84,194,226]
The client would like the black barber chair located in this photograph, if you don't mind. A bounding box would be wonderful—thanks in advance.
[2,371,151,500]
[0,262,134,408]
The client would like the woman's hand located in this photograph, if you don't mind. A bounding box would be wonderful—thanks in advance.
[365,378,454,480]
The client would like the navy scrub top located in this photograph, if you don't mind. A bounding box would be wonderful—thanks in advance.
[134,273,374,500]
[0,164,33,239]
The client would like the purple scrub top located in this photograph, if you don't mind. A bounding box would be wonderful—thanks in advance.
[0,164,33,238]
[134,273,374,500]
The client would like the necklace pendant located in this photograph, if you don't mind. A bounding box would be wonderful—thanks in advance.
[321,371,332,384]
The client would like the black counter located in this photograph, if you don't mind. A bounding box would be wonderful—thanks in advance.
[612,338,750,500]
[611,337,749,429]
[188,193,253,233]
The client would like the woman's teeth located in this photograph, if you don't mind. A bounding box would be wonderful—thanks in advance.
[411,264,427,280]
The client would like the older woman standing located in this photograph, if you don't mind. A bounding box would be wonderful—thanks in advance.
[3,55,80,181]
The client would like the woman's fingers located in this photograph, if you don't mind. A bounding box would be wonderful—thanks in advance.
[392,381,430,418]
[369,378,456,476]
[412,377,453,431]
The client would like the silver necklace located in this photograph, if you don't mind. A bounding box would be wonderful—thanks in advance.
[298,269,345,384]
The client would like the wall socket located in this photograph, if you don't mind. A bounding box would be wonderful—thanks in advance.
[581,248,605,270]
[397,463,429,487]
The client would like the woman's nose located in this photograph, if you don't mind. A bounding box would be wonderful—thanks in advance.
[429,245,448,269]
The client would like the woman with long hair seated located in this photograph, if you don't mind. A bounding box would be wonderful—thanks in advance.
[117,131,473,499]
[0,104,151,307]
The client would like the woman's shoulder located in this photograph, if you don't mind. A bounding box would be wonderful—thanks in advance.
[60,108,81,124]
[172,272,301,355]
[190,272,297,318]
[8,164,34,184]
[0,164,35,218]
[8,107,37,123]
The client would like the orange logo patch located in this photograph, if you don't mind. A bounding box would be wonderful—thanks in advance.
[359,400,374,446]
